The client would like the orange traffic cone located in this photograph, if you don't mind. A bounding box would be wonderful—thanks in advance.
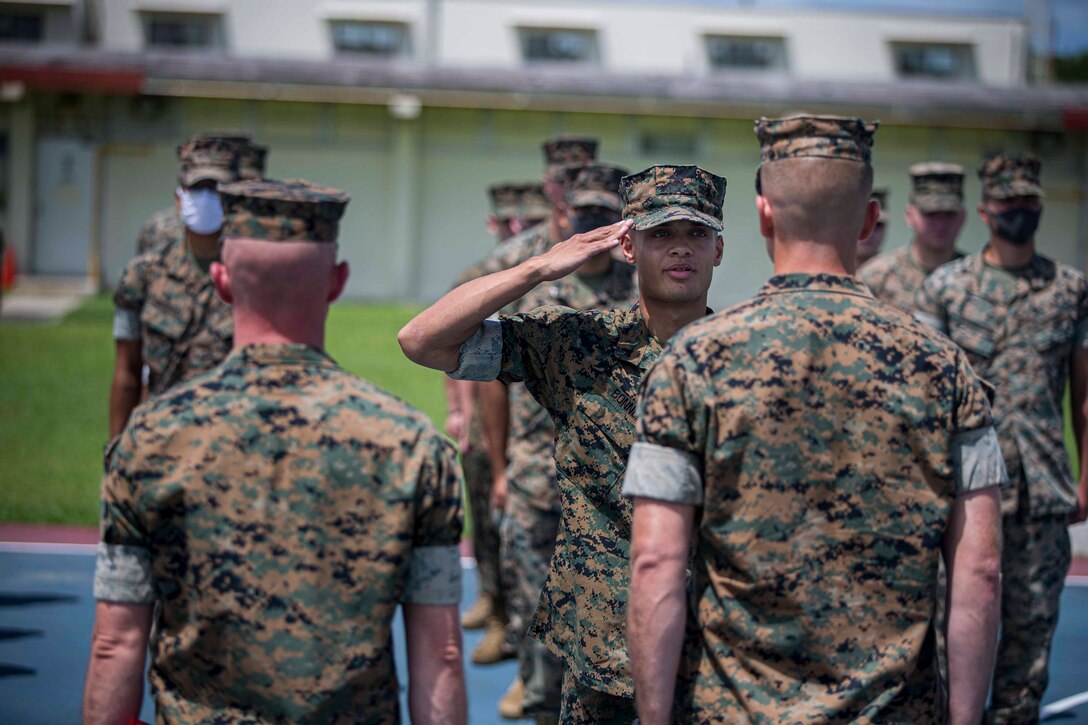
[1,245,15,291]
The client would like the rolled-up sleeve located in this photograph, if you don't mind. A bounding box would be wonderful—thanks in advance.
[448,320,504,382]
[403,545,461,605]
[951,426,1008,495]
[94,543,155,603]
[622,442,704,505]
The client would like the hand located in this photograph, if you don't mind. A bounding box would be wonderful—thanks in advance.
[531,220,633,282]
[444,410,465,442]
[1071,477,1088,525]
[491,472,509,511]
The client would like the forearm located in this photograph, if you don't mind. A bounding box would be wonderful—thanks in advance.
[479,381,509,476]
[406,604,467,725]
[109,372,141,438]
[399,258,546,372]
[945,567,1001,724]
[630,561,686,724]
[83,621,148,724]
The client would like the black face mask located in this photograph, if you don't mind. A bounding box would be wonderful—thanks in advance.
[989,207,1041,246]
[570,212,619,235]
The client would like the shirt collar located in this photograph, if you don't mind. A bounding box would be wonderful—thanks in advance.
[759,273,875,299]
[228,343,337,368]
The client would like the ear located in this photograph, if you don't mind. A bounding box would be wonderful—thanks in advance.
[485,214,500,236]
[756,196,774,240]
[174,189,183,212]
[977,202,989,225]
[210,261,232,304]
[857,199,880,242]
[509,217,525,236]
[713,233,724,267]
[328,261,350,303]
[620,233,636,264]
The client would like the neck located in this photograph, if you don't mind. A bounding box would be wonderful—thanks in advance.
[231,308,326,350]
[639,294,707,343]
[982,235,1035,269]
[185,229,220,259]
[910,239,958,273]
[772,239,853,276]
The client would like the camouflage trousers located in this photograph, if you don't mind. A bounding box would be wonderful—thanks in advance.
[986,514,1071,725]
[501,490,564,718]
[559,669,636,724]
[463,447,503,605]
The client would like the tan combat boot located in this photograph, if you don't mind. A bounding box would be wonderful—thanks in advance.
[498,676,524,720]
[461,593,493,630]
[470,616,515,664]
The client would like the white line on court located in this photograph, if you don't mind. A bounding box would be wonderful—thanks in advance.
[1041,690,1088,719]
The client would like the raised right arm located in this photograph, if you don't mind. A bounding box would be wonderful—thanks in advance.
[397,221,631,372]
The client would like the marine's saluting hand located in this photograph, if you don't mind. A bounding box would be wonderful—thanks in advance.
[529,220,633,282]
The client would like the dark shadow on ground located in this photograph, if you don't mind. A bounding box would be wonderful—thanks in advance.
[0,593,78,607]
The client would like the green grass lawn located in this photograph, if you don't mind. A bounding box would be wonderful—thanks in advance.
[0,295,447,526]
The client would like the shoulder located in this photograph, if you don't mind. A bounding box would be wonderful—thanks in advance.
[857,246,904,283]
[1050,257,1088,290]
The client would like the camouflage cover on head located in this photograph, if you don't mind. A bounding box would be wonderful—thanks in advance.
[177,136,245,187]
[542,134,598,177]
[755,115,878,165]
[518,183,551,221]
[220,179,350,243]
[909,162,965,212]
[871,187,889,223]
[239,144,268,181]
[978,153,1045,200]
[621,165,726,232]
[489,183,521,220]
[566,163,630,212]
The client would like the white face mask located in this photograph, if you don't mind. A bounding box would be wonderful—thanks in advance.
[178,186,224,235]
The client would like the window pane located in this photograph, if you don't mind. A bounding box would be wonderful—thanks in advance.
[521,29,597,63]
[331,21,408,56]
[145,15,218,48]
[707,36,786,70]
[0,13,43,41]
[892,43,976,80]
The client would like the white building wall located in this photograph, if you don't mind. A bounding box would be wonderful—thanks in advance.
[91,0,1028,87]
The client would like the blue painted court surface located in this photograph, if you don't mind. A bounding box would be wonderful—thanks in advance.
[0,547,1085,723]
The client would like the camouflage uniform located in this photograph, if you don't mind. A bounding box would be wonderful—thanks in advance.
[623,117,1006,723]
[916,154,1088,725]
[114,137,246,396]
[135,206,185,255]
[95,180,463,725]
[455,165,723,723]
[859,163,967,314]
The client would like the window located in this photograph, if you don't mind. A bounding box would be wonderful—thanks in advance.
[143,13,223,50]
[640,132,697,157]
[520,28,598,64]
[892,42,976,80]
[0,11,43,42]
[331,20,410,57]
[706,36,787,71]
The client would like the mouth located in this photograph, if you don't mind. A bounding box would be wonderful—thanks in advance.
[665,264,695,280]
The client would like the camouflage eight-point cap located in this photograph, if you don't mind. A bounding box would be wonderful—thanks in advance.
[566,163,630,212]
[909,162,965,213]
[621,165,726,232]
[542,134,598,176]
[755,114,878,165]
[871,187,889,223]
[489,183,522,220]
[177,135,246,187]
[240,143,268,181]
[978,152,1045,199]
[517,183,551,222]
[220,179,350,244]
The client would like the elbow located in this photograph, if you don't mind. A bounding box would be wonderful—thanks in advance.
[89,628,139,663]
[397,323,424,365]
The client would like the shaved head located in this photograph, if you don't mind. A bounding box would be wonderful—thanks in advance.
[214,238,348,348]
[760,158,873,244]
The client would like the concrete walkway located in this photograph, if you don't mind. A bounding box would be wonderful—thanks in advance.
[0,276,96,324]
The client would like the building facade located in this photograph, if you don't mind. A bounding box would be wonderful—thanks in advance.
[0,0,1085,308]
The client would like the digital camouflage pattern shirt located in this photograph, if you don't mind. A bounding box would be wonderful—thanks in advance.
[625,274,1004,723]
[136,206,185,255]
[453,282,672,699]
[114,238,232,396]
[858,243,964,315]
[916,250,1088,517]
[95,344,463,724]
